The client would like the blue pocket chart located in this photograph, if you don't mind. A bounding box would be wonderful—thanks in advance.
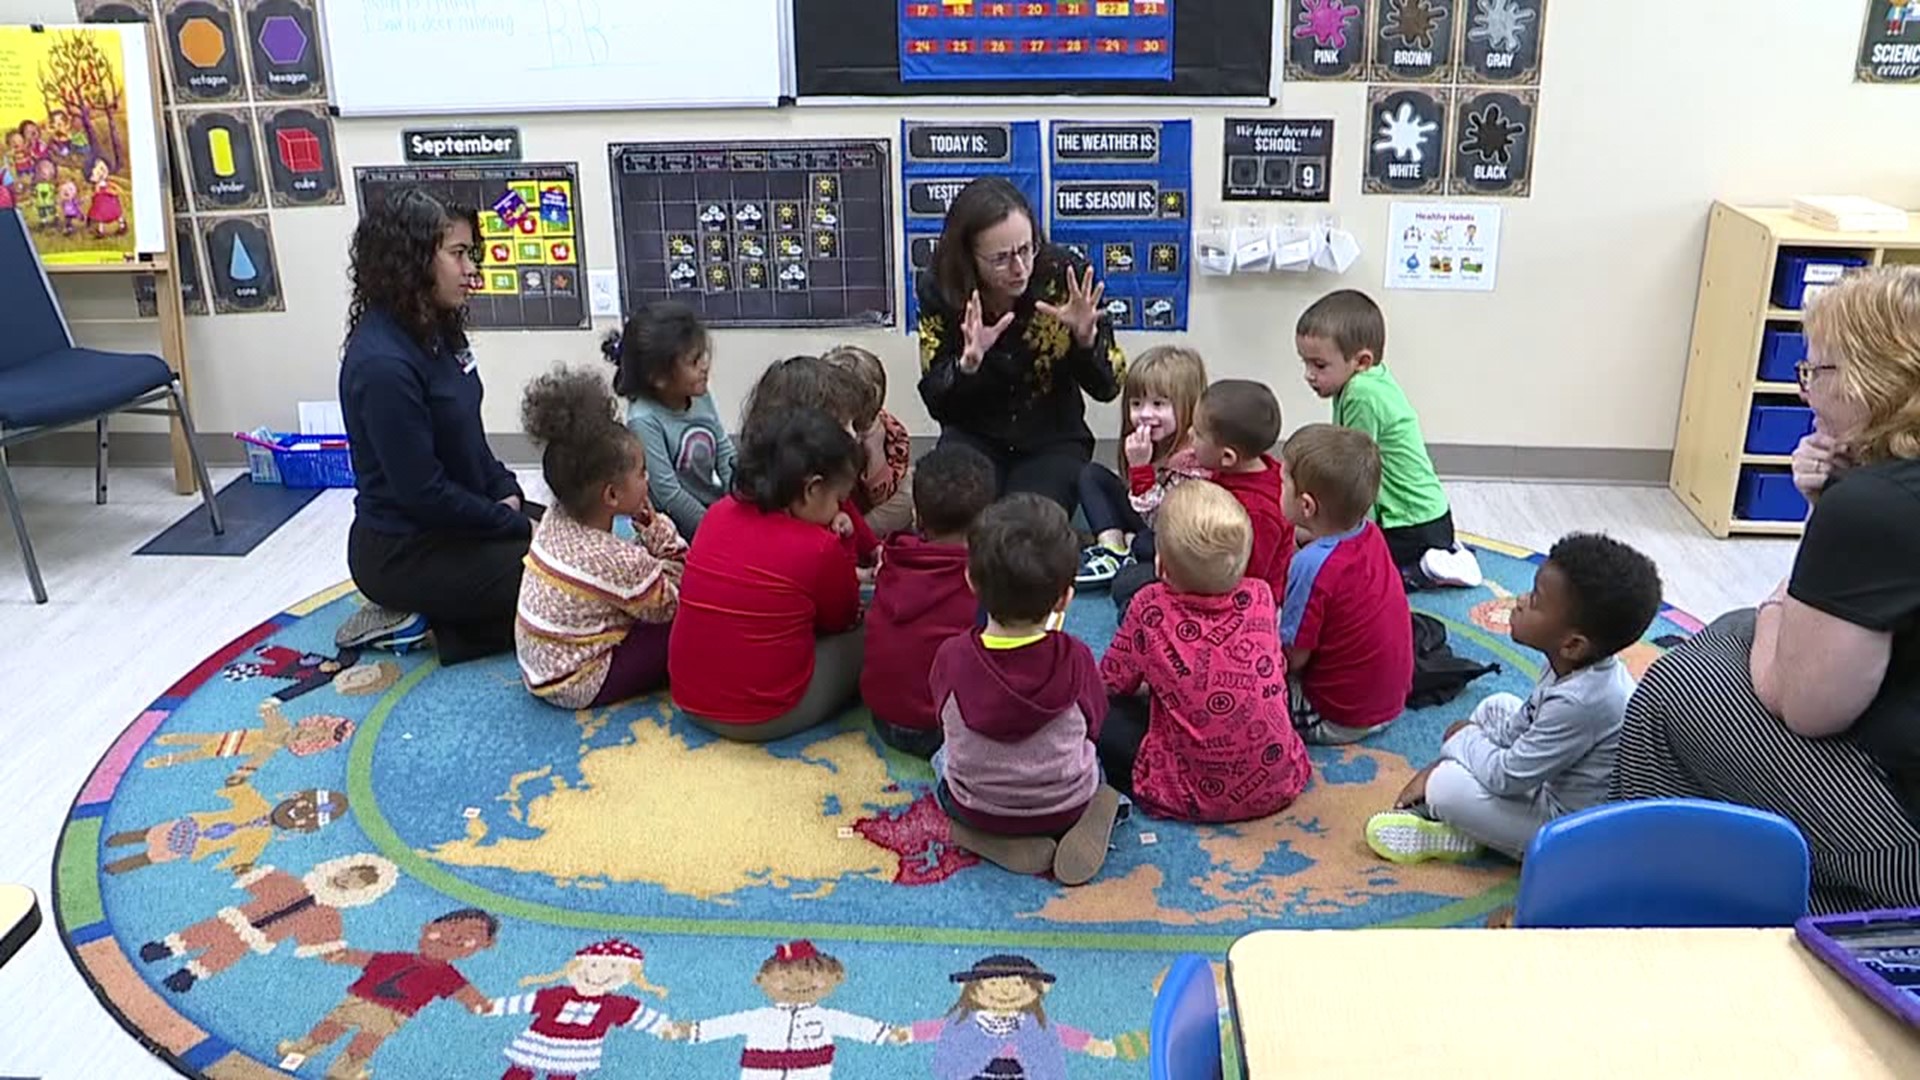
[1046,119,1191,331]
[900,119,1045,329]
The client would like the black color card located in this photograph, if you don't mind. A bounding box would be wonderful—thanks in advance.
[1450,88,1535,197]
[1223,118,1333,202]
[1371,0,1458,82]
[1364,85,1448,195]
[1459,0,1546,84]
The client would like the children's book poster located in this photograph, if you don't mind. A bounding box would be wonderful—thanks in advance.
[0,25,165,264]
[1860,1,1920,83]
[1385,200,1501,291]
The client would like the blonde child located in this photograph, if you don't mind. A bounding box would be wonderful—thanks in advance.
[1074,345,1210,586]
[515,367,687,709]
[823,345,915,537]
[603,301,736,540]
[487,939,674,1079]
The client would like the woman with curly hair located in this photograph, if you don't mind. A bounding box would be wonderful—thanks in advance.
[333,187,539,663]
[1611,265,1920,913]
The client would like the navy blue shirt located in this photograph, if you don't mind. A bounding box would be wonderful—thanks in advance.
[340,308,525,538]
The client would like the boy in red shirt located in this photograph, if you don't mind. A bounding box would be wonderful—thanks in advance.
[1279,425,1413,744]
[862,443,998,757]
[1099,481,1310,822]
[1189,379,1293,605]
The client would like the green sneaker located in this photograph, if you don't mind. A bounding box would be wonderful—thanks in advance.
[1365,811,1484,864]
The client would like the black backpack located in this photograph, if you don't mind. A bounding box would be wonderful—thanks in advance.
[1407,611,1498,709]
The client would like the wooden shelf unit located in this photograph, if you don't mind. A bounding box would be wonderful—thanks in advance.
[1670,203,1920,538]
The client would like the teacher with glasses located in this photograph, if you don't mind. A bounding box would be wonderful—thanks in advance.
[915,176,1124,514]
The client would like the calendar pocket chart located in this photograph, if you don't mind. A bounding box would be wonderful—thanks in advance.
[900,120,1044,328]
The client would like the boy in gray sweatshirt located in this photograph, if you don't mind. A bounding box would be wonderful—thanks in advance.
[1366,533,1663,861]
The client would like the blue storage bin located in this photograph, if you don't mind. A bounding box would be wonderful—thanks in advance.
[1771,252,1868,310]
[1744,405,1815,455]
[269,434,356,489]
[1757,328,1807,384]
[1735,468,1808,523]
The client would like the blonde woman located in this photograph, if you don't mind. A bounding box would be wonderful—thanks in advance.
[1611,265,1920,912]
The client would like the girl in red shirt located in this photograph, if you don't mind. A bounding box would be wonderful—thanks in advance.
[669,407,864,741]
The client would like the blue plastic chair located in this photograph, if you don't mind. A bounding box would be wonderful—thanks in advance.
[0,209,222,602]
[1149,953,1222,1080]
[1514,798,1811,928]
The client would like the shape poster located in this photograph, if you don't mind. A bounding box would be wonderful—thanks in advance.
[133,217,210,316]
[259,104,341,206]
[899,0,1173,83]
[180,105,264,210]
[0,25,166,263]
[1860,1,1920,83]
[1450,87,1535,197]
[1286,0,1369,81]
[1364,85,1448,195]
[243,0,326,101]
[1371,0,1458,82]
[1048,119,1191,331]
[611,140,894,329]
[77,0,155,23]
[1223,117,1333,202]
[1459,0,1546,84]
[901,120,1043,328]
[1385,201,1500,291]
[356,163,588,331]
[200,212,283,312]
[163,0,246,103]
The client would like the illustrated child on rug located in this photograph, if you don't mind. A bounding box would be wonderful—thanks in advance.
[929,493,1124,886]
[1367,533,1663,862]
[861,442,998,758]
[604,301,735,540]
[280,908,501,1080]
[669,407,865,743]
[103,784,348,876]
[487,939,674,1080]
[137,853,397,993]
[1296,289,1481,590]
[141,697,355,786]
[222,644,401,706]
[824,345,916,537]
[1074,345,1210,589]
[1098,481,1312,823]
[1279,425,1414,746]
[899,954,1118,1079]
[669,940,904,1079]
[516,366,687,708]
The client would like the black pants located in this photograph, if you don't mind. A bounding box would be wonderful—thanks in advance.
[1110,562,1157,617]
[1076,464,1155,557]
[938,430,1087,517]
[1382,509,1456,570]
[1095,693,1150,799]
[346,506,542,665]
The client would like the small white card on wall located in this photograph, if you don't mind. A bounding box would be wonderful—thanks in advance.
[1385,203,1503,292]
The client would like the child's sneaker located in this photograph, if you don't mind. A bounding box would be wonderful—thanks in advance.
[1075,545,1126,586]
[1420,545,1484,589]
[1365,810,1483,864]
[335,603,429,652]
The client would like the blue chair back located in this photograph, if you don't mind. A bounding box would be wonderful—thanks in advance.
[0,210,74,374]
[1149,953,1222,1080]
[1515,798,1811,928]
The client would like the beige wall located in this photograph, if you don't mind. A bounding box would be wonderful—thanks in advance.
[17,0,1920,455]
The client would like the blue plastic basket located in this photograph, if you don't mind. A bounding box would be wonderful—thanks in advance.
[268,433,356,489]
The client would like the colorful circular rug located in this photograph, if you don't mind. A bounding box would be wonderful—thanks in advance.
[57,535,1700,1080]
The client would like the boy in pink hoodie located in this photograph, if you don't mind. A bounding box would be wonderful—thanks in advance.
[862,444,998,757]
[929,494,1123,887]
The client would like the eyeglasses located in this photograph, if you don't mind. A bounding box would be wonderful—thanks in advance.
[1795,361,1839,388]
[979,242,1035,271]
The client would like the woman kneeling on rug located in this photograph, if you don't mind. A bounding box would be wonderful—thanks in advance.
[335,188,541,664]
[1611,265,1920,913]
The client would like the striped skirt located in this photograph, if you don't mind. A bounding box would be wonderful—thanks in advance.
[1610,611,1920,914]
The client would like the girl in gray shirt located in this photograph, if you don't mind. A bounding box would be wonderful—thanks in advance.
[603,302,736,539]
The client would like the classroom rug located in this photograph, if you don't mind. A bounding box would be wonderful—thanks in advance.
[134,477,323,558]
[56,536,1702,1080]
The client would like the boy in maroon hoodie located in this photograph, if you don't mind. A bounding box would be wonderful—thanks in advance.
[928,494,1123,887]
[1191,379,1293,603]
[862,444,998,757]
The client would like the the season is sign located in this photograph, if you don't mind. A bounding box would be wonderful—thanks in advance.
[403,128,523,164]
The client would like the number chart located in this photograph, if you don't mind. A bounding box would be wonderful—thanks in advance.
[1222,117,1333,202]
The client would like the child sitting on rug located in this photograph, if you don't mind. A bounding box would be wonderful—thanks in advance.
[515,367,687,709]
[1191,380,1293,604]
[604,300,735,540]
[1366,533,1662,863]
[741,355,882,571]
[1296,289,1480,589]
[1098,481,1310,822]
[1280,425,1413,745]
[670,408,865,743]
[861,443,998,758]
[1076,345,1211,589]
[929,493,1122,886]
[824,344,915,538]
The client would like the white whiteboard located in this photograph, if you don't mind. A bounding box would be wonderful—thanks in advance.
[321,0,786,117]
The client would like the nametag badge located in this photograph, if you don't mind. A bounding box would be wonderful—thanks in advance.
[456,348,479,375]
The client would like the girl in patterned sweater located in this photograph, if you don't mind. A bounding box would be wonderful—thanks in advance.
[1074,346,1210,586]
[515,367,686,709]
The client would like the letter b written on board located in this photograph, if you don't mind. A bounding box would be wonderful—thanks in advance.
[544,0,612,69]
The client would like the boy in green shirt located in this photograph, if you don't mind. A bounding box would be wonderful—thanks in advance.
[1296,289,1481,589]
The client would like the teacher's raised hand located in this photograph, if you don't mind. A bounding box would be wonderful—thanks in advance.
[960,288,1015,373]
[1036,264,1106,348]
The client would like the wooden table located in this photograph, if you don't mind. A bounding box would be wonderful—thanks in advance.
[1228,928,1920,1079]
[0,886,40,969]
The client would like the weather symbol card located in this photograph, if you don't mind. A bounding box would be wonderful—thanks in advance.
[258,104,340,207]
[201,213,283,313]
[1287,0,1369,81]
[1365,85,1448,195]
[1371,0,1458,82]
[1459,0,1546,84]
[1450,87,1535,197]
[162,0,246,103]
[1859,0,1920,83]
[180,105,265,210]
